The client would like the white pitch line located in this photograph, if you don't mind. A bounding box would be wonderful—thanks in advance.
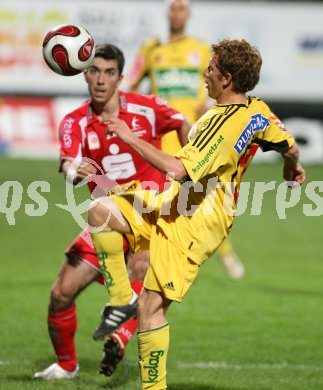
[176,361,323,371]
[2,359,322,372]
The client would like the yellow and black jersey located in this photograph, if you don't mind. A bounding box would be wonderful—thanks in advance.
[156,97,295,264]
[128,35,211,155]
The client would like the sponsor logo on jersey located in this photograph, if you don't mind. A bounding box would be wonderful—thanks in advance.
[87,131,100,150]
[201,120,210,131]
[127,103,154,117]
[61,117,74,148]
[143,350,164,384]
[234,113,269,154]
[131,116,141,130]
[120,95,127,110]
[183,145,199,159]
[154,53,163,63]
[127,103,155,136]
[192,135,224,173]
[130,116,147,137]
[188,51,201,66]
[271,113,286,131]
[156,68,200,98]
[102,144,137,180]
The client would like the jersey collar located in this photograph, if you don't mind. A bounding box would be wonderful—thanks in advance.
[86,91,126,124]
[87,100,98,125]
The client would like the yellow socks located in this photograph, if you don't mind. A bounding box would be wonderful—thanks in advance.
[91,230,133,306]
[138,324,169,389]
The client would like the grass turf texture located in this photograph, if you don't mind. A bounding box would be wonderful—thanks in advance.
[0,157,322,389]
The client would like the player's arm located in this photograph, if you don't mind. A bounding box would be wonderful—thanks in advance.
[281,143,306,185]
[106,118,188,181]
[152,95,191,147]
[58,113,98,185]
[127,38,160,91]
[127,49,149,92]
[260,111,305,185]
[177,118,191,147]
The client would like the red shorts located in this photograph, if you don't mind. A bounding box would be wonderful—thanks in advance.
[66,226,129,285]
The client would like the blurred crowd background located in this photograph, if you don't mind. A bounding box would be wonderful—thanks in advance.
[0,0,322,163]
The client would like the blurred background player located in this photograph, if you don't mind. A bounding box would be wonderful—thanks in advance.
[34,43,190,380]
[128,0,245,280]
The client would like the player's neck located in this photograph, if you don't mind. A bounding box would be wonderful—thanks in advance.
[93,91,120,122]
[216,92,247,105]
[169,28,186,42]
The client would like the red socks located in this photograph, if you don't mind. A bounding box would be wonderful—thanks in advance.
[47,281,143,371]
[48,305,77,372]
[130,280,144,296]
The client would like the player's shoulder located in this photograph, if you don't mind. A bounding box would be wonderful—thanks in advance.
[62,100,89,121]
[58,100,89,132]
[186,35,210,50]
[140,36,161,51]
[248,96,271,114]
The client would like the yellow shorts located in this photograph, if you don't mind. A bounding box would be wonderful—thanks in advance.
[112,190,200,302]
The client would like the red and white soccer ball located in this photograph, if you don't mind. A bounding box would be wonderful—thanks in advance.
[42,24,95,76]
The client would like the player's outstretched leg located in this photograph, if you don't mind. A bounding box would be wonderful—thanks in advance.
[89,196,136,340]
[91,229,136,341]
[218,237,245,280]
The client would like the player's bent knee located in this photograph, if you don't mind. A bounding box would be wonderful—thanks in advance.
[127,251,149,281]
[137,289,163,317]
[88,198,109,228]
[129,259,148,281]
[50,283,75,312]
[138,290,171,330]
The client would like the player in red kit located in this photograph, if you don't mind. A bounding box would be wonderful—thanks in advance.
[34,43,190,380]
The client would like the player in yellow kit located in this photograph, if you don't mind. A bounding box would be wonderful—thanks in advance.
[89,38,306,389]
[128,0,245,279]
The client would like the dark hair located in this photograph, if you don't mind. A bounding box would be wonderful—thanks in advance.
[211,38,262,93]
[94,44,125,75]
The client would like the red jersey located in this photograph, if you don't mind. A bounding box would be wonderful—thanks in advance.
[59,90,184,192]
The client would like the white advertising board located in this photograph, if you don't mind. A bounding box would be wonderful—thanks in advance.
[0,1,323,99]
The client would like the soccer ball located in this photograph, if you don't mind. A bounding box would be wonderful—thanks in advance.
[42,24,95,76]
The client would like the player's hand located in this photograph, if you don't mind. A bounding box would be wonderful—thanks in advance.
[283,162,306,186]
[105,118,135,145]
[63,160,97,185]
[76,162,97,180]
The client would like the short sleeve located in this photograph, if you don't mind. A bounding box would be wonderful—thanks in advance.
[256,112,295,152]
[127,38,160,88]
[58,115,82,165]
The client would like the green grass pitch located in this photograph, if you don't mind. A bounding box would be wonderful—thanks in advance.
[0,157,322,389]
